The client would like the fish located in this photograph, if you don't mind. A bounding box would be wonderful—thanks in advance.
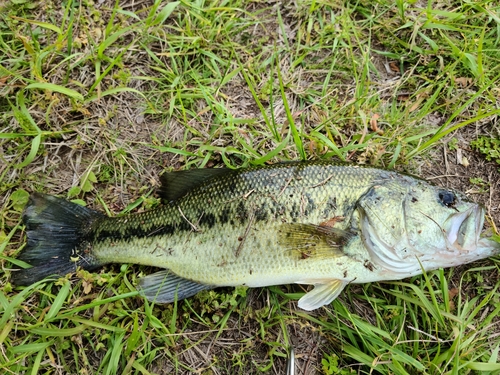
[11,160,499,310]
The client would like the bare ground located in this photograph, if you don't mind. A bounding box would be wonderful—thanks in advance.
[2,1,500,374]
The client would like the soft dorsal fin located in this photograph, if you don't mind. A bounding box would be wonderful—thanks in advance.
[159,168,232,202]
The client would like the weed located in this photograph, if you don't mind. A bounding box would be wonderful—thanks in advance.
[471,136,500,170]
[1,0,499,374]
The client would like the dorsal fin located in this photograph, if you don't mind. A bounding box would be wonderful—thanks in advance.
[159,168,233,202]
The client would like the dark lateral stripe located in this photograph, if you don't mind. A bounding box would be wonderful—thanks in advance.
[92,209,232,242]
[91,199,293,243]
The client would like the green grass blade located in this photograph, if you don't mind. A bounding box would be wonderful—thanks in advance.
[29,325,87,337]
[10,16,62,34]
[25,83,84,101]
[13,133,41,169]
[45,280,70,320]
[276,56,305,160]
[150,2,180,27]
[10,341,54,354]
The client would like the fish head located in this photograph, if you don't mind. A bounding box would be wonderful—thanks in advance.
[356,176,499,277]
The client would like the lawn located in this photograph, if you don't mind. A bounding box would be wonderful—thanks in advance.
[1,0,500,374]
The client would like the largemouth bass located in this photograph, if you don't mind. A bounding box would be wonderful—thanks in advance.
[12,161,499,310]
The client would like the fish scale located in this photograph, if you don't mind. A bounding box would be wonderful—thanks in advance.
[89,162,383,282]
[12,160,499,311]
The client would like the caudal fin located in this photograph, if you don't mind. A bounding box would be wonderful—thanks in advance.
[11,193,105,286]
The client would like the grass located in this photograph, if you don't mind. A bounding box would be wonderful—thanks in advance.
[1,0,500,373]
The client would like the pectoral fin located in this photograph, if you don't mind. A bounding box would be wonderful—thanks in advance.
[297,279,347,311]
[280,223,353,260]
[138,270,214,303]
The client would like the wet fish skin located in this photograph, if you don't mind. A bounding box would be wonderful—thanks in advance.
[92,162,389,283]
[12,161,499,310]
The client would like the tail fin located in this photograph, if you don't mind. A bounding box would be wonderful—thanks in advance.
[11,193,105,286]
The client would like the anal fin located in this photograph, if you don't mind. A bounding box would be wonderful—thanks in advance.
[297,279,347,311]
[138,270,214,303]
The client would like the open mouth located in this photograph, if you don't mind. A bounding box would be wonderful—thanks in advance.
[358,202,487,276]
[445,205,484,250]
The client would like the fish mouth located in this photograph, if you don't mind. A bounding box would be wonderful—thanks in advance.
[444,205,484,250]
[358,203,486,276]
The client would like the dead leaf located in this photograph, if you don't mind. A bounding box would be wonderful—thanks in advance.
[455,77,473,87]
[408,91,429,113]
[308,139,318,155]
[389,61,400,73]
[82,280,93,294]
[447,287,459,310]
[370,113,383,135]
[448,287,459,299]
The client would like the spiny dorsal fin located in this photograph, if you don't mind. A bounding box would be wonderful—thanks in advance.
[138,270,214,303]
[279,223,353,260]
[159,168,232,202]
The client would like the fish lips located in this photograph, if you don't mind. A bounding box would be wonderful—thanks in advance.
[357,201,486,276]
[443,204,484,251]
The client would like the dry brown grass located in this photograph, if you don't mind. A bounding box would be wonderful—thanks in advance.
[1,0,500,374]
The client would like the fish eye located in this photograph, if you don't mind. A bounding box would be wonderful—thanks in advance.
[438,191,456,207]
